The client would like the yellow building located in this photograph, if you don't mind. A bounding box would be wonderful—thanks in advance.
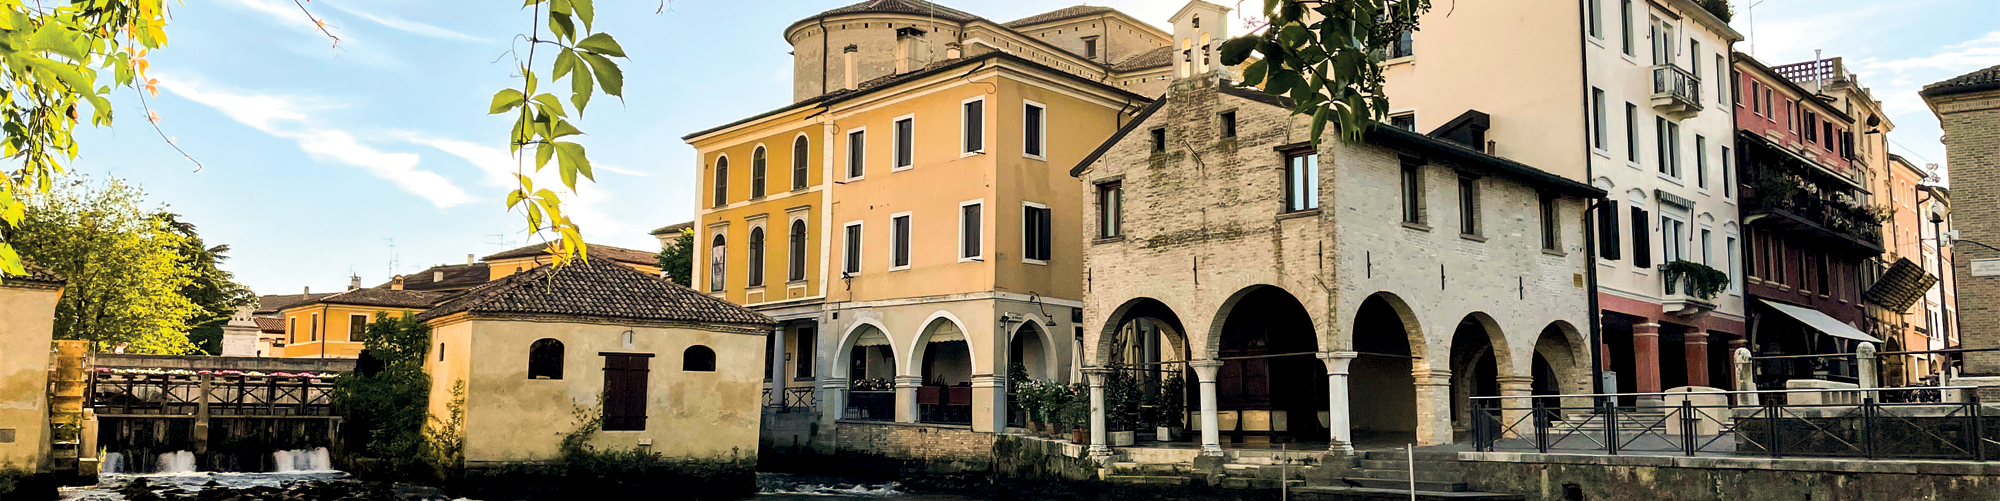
[683,0,1175,434]
[274,287,441,359]
[0,266,63,477]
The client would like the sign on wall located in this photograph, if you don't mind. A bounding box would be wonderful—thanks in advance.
[1971,259,2000,277]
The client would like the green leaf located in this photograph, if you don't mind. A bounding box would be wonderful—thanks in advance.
[548,12,575,43]
[576,32,624,57]
[0,243,23,276]
[570,55,595,113]
[553,141,591,186]
[532,93,567,118]
[1218,36,1259,66]
[550,0,572,16]
[535,142,556,170]
[1265,70,1301,96]
[578,52,623,97]
[489,89,527,114]
[552,49,577,81]
[506,189,526,209]
[572,0,595,32]
[1241,59,1268,87]
[551,120,583,138]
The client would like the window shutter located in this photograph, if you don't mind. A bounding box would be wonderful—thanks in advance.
[964,101,983,153]
[603,355,650,431]
[1598,201,1621,260]
[1631,207,1652,268]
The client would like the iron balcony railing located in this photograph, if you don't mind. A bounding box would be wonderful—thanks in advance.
[1742,183,1886,252]
[760,386,816,411]
[1651,65,1703,110]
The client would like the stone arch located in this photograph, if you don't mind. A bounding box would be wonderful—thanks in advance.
[1355,291,1429,367]
[1531,320,1592,398]
[1009,316,1059,381]
[1446,312,1514,376]
[1446,312,1510,429]
[833,318,897,380]
[1092,297,1190,368]
[1349,292,1427,437]
[1205,284,1325,359]
[905,311,977,377]
[1208,285,1326,440]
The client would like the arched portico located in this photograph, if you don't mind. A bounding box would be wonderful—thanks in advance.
[1349,292,1432,446]
[908,315,974,424]
[1205,285,1326,445]
[823,320,898,424]
[1448,312,1511,435]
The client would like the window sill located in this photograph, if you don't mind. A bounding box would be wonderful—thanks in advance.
[888,265,911,272]
[891,166,913,172]
[846,176,865,182]
[1402,222,1432,233]
[794,377,815,382]
[747,286,767,294]
[788,279,809,286]
[1092,235,1127,245]
[1592,148,1612,160]
[1022,154,1047,162]
[1543,249,1567,257]
[961,150,984,158]
[791,186,810,194]
[1460,233,1487,243]
[1586,35,1606,49]
[1656,173,1684,186]
[1022,259,1048,266]
[1276,209,1321,221]
[957,256,984,263]
[1626,161,1643,171]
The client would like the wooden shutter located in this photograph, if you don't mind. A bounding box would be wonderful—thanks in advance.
[603,355,650,431]
[1598,201,1621,260]
[1631,207,1652,269]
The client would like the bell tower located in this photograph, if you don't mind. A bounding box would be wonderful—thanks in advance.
[1169,1,1231,79]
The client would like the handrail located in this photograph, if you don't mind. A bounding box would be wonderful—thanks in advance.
[1469,386,1977,400]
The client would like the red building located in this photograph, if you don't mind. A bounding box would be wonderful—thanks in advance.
[1730,52,1886,389]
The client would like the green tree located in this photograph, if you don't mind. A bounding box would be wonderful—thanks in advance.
[332,312,434,475]
[655,228,692,287]
[1219,0,1430,145]
[160,213,252,355]
[7,176,203,353]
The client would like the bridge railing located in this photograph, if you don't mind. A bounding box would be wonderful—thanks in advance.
[89,372,339,417]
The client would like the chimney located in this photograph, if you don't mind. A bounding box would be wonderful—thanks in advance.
[391,275,405,291]
[349,275,361,290]
[843,45,858,90]
[468,253,476,266]
[434,270,445,283]
[303,286,310,295]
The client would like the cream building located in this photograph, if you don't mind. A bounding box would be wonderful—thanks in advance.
[0,267,63,476]
[683,0,1189,436]
[1380,0,1745,400]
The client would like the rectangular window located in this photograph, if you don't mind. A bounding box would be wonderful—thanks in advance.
[1787,101,1797,132]
[1150,127,1167,153]
[847,129,866,180]
[1400,160,1424,224]
[1631,206,1652,268]
[1649,18,1669,65]
[310,313,319,341]
[1717,55,1728,104]
[1588,0,1601,38]
[1695,135,1708,188]
[1458,176,1481,236]
[795,327,814,378]
[1750,81,1762,114]
[288,317,297,344]
[1689,40,1701,78]
[893,116,914,170]
[1540,195,1561,251]
[1722,146,1734,197]
[1620,0,1634,55]
[890,213,911,269]
[1389,112,1416,131]
[1219,111,1237,139]
[1285,150,1320,212]
[1591,88,1608,151]
[349,314,368,342]
[1023,101,1047,159]
[1598,201,1622,260]
[1727,236,1741,294]
[1700,228,1713,265]
[1763,88,1773,121]
[1022,204,1052,262]
[1083,37,1098,59]
[962,98,985,154]
[1098,182,1123,238]
[1661,214,1687,265]
[1732,69,1742,106]
[843,222,863,274]
[1817,252,1832,296]
[960,202,982,260]
[602,355,650,431]
[1656,117,1670,175]
[1625,103,1639,162]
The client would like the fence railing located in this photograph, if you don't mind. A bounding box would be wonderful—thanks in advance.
[1651,65,1702,106]
[89,373,337,417]
[760,386,816,411]
[1471,387,1991,461]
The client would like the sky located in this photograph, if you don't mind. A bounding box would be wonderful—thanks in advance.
[60,0,1999,296]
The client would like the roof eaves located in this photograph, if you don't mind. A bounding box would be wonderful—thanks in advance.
[1365,123,1605,199]
[1069,95,1167,178]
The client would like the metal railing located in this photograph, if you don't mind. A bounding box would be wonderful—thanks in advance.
[761,386,816,411]
[1471,387,1992,460]
[1651,65,1702,106]
[89,373,336,417]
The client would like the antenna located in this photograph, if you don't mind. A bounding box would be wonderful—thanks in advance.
[488,234,516,248]
[382,238,398,278]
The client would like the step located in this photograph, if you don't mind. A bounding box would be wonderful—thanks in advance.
[1358,459,1464,471]
[1294,485,1524,501]
[1342,477,1469,492]
[1105,475,1190,486]
[1353,469,1465,483]
[1218,477,1287,490]
[1363,450,1461,462]
[1111,462,1187,476]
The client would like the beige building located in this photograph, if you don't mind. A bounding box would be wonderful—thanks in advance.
[1922,64,1997,395]
[416,259,774,465]
[683,0,1188,436]
[0,267,63,475]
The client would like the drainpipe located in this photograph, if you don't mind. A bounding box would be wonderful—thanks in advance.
[1577,2,1606,402]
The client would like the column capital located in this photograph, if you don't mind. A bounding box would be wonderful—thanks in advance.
[971,374,1006,388]
[1317,351,1360,360]
[1189,359,1225,369]
[1411,368,1452,386]
[1634,322,1661,335]
[1319,351,1358,374]
[1082,366,1117,375]
[819,377,850,389]
[1684,330,1710,342]
[893,375,924,386]
[1190,359,1224,381]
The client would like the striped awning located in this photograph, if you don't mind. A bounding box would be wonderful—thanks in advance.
[925,321,965,343]
[854,328,891,347]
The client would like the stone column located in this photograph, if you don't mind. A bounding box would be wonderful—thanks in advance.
[1085,368,1112,459]
[1317,351,1357,453]
[769,324,789,407]
[1190,359,1225,456]
[1495,375,1535,439]
[1633,323,1663,399]
[819,377,850,426]
[1413,368,1454,446]
[1685,330,1711,388]
[972,374,1004,433]
[1733,348,1758,407]
[894,375,923,423]
[1857,342,1879,402]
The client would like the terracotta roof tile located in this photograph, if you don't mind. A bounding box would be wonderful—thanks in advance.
[294,288,446,310]
[1110,46,1173,72]
[1004,6,1115,28]
[376,263,491,292]
[1923,63,2000,98]
[254,317,286,333]
[416,258,773,327]
[482,241,657,266]
[800,0,980,25]
[255,293,338,314]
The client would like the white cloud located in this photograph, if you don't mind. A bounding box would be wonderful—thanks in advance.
[398,134,631,237]
[160,75,476,207]
[596,164,650,177]
[323,3,490,43]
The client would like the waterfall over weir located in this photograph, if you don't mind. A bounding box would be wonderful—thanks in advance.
[273,448,333,472]
[99,448,332,474]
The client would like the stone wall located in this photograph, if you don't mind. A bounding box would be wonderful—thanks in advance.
[1929,91,2000,390]
[833,421,995,466]
[1463,452,2000,501]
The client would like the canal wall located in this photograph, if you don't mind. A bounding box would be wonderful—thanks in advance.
[1461,452,2000,501]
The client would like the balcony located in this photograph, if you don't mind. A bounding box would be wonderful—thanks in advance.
[1741,181,1886,256]
[1650,65,1703,117]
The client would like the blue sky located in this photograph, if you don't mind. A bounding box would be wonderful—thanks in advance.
[64,0,1998,296]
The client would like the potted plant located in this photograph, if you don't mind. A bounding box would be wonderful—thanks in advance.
[1063,398,1091,444]
[1155,373,1186,441]
[1106,371,1139,446]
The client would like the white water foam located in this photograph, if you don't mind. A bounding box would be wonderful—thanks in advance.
[155,451,197,474]
[272,448,333,473]
[100,452,124,475]
[760,481,904,497]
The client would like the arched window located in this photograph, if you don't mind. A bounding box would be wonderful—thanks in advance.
[528,339,563,379]
[1199,33,1212,73]
[751,146,768,198]
[789,220,807,281]
[748,227,766,287]
[709,234,726,292]
[792,137,809,190]
[713,157,729,207]
[683,345,717,372]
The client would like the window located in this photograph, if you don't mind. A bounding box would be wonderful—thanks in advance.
[890,213,911,269]
[843,222,863,274]
[1023,101,1047,159]
[1695,135,1707,188]
[1717,55,1728,104]
[1631,206,1652,268]
[713,157,729,207]
[846,129,866,180]
[1149,127,1167,153]
[1540,195,1561,251]
[1763,88,1773,121]
[1285,150,1320,212]
[1624,103,1639,162]
[1389,112,1416,131]
[1588,0,1601,38]
[709,234,726,292]
[962,98,984,154]
[311,313,319,341]
[788,220,807,282]
[794,327,814,378]
[1219,111,1237,139]
[792,136,809,190]
[751,146,767,198]
[1400,160,1424,224]
[1803,112,1816,141]
[1656,117,1680,177]
[1591,88,1608,151]
[1786,101,1797,132]
[960,202,982,260]
[1458,176,1481,236]
[1649,18,1672,65]
[288,317,297,344]
[438,343,445,362]
[1700,228,1713,265]
[1721,146,1733,197]
[1620,0,1633,55]
[748,227,766,287]
[1023,203,1052,263]
[893,115,915,170]
[349,314,367,342]
[1083,37,1098,59]
[603,354,651,431]
[1727,236,1741,294]
[1098,182,1122,238]
[1598,201,1622,260]
[528,339,563,380]
[1749,81,1762,114]
[1689,40,1701,78]
[1817,252,1831,296]
[1733,70,1743,106]
[1661,213,1687,264]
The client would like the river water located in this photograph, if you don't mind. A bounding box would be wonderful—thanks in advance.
[61,471,979,501]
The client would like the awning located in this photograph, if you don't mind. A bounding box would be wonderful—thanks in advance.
[925,321,965,343]
[1760,299,1883,344]
[854,328,891,347]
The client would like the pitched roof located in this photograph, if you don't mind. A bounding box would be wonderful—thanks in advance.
[1005,5,1114,28]
[797,0,980,26]
[1110,46,1174,72]
[649,222,694,236]
[1923,63,2000,98]
[415,258,773,327]
[254,317,286,333]
[376,263,491,292]
[482,241,657,267]
[1,262,65,289]
[255,293,338,314]
[287,287,446,310]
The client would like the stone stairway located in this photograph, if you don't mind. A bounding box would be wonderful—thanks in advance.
[1293,449,1523,501]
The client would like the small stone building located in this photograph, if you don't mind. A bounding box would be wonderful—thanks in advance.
[1072,73,1603,453]
[1923,64,1999,396]
[415,259,775,466]
[0,267,63,475]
